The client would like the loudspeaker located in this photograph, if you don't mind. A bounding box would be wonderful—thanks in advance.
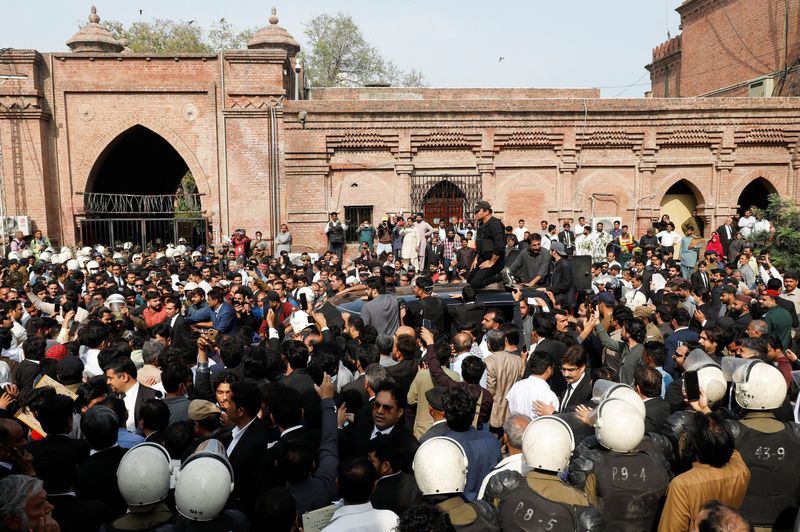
[571,255,592,292]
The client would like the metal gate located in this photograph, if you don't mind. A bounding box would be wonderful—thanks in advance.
[78,218,208,249]
[411,175,482,223]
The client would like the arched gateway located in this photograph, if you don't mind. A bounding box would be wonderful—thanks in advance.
[79,126,209,249]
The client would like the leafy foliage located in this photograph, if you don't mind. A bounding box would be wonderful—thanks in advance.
[301,12,426,87]
[105,18,256,53]
[750,194,800,270]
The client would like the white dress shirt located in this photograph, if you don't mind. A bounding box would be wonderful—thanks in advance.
[505,375,559,420]
[370,424,396,440]
[451,351,488,388]
[227,417,257,456]
[321,502,398,532]
[477,453,525,499]
[121,381,140,432]
[513,227,529,242]
[81,348,102,377]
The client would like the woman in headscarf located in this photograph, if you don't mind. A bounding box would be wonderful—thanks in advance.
[705,231,724,259]
[649,272,667,306]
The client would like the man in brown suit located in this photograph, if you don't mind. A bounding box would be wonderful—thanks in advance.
[483,329,523,434]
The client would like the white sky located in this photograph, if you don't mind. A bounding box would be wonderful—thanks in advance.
[2,0,683,97]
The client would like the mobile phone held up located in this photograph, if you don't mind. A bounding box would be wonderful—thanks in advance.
[684,371,701,402]
[422,319,432,331]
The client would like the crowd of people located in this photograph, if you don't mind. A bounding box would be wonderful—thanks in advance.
[0,199,796,532]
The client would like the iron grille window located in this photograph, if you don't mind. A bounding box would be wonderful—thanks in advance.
[344,206,373,243]
[411,175,482,224]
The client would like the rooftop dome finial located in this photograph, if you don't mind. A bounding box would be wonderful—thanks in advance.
[247,6,300,54]
[66,5,123,53]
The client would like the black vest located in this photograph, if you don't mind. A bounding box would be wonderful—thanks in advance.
[498,480,596,532]
[733,419,800,527]
[594,451,670,531]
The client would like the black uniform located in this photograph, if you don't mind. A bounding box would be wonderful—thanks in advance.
[467,216,505,289]
[485,470,603,532]
[569,436,670,532]
[728,412,800,529]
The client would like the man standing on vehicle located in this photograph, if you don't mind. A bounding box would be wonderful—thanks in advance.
[468,201,505,289]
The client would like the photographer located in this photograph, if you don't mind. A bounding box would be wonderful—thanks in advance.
[325,211,348,260]
[376,216,394,258]
[357,219,376,252]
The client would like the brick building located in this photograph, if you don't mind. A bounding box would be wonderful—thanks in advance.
[1,4,799,252]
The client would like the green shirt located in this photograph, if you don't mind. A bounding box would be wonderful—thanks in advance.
[764,306,792,348]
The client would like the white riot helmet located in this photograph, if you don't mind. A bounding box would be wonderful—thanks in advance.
[95,245,105,255]
[77,256,89,268]
[175,245,186,256]
[165,248,175,258]
[592,380,646,420]
[684,349,727,405]
[86,260,100,273]
[7,252,19,261]
[112,252,122,260]
[80,246,92,257]
[117,443,171,506]
[522,415,575,472]
[183,282,198,292]
[20,249,31,260]
[51,253,65,265]
[40,250,52,262]
[59,248,72,260]
[175,439,234,521]
[66,259,79,271]
[732,359,787,410]
[595,398,645,453]
[106,293,126,313]
[412,437,468,496]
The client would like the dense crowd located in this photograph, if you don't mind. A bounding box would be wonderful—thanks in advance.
[0,200,796,531]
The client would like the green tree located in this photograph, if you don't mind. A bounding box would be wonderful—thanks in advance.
[750,194,800,270]
[104,18,256,53]
[302,12,426,87]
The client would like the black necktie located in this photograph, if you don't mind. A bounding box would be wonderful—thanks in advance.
[562,385,573,409]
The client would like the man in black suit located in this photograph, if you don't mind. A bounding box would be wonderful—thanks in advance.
[635,365,671,433]
[341,381,419,473]
[558,222,576,256]
[165,296,193,349]
[555,346,592,413]
[690,261,712,294]
[75,405,128,517]
[342,346,379,408]
[36,446,111,532]
[220,380,270,515]
[446,284,485,337]
[716,216,735,260]
[105,356,161,434]
[25,392,90,473]
[368,434,423,516]
[280,342,322,430]
[0,418,35,480]
[385,334,418,398]
[527,314,568,397]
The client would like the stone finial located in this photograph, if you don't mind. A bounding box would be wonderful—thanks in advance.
[247,6,300,54]
[66,5,124,53]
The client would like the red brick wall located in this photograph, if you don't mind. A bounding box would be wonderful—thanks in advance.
[676,0,800,96]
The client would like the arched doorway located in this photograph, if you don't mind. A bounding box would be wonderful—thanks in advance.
[422,180,467,223]
[81,125,207,248]
[660,180,702,237]
[737,177,776,215]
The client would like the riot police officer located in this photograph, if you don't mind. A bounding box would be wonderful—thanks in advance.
[726,359,800,530]
[412,437,500,531]
[569,398,670,531]
[484,415,603,532]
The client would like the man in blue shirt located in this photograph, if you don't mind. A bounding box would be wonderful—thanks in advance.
[440,388,502,501]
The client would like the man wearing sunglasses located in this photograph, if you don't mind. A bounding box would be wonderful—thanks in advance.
[341,381,419,473]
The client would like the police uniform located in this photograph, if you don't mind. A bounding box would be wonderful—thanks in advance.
[435,495,500,531]
[569,436,670,531]
[728,411,800,530]
[485,470,603,532]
